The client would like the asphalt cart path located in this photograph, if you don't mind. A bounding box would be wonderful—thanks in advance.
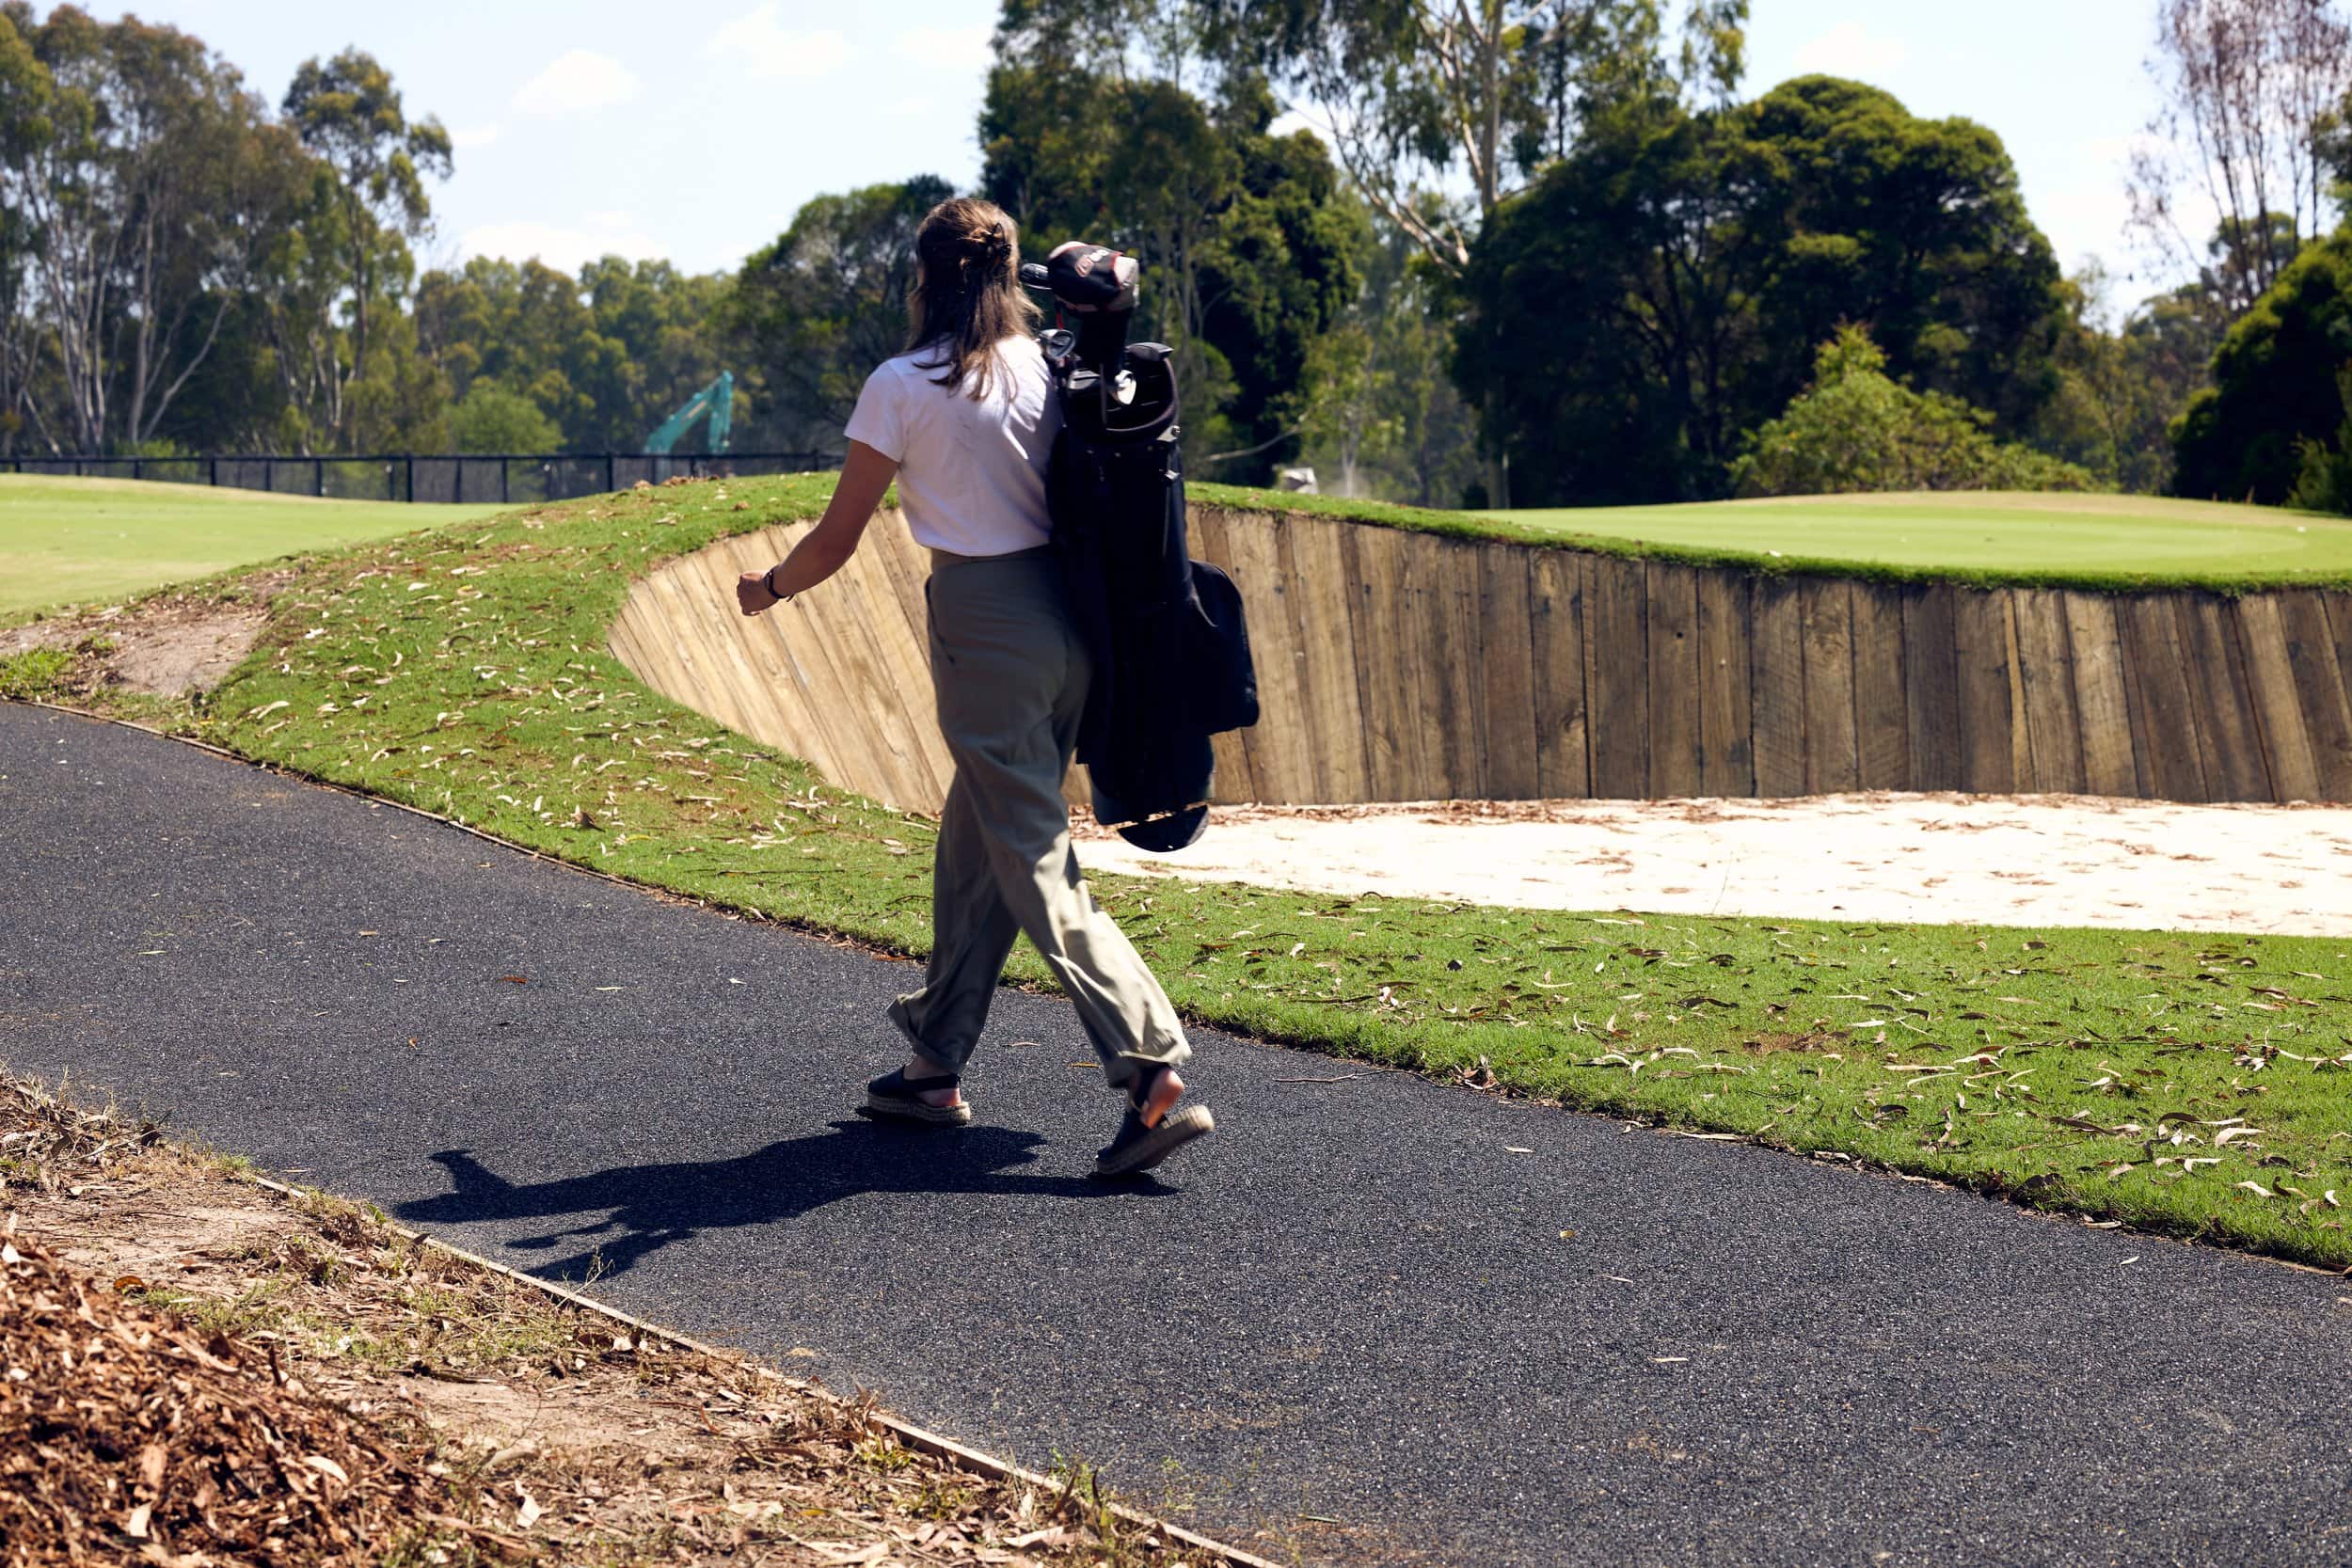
[5,703,2347,1567]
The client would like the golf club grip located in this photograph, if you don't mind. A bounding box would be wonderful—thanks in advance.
[1019,261,1052,290]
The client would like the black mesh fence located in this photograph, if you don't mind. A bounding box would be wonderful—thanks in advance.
[4,452,841,505]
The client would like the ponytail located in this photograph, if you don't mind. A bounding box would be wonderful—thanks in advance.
[906,198,1040,400]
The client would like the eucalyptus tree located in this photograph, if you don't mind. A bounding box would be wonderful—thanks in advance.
[281,47,452,445]
[0,4,286,451]
[1199,0,1748,501]
[2129,0,2352,317]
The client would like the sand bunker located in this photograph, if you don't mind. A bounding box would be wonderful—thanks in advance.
[1073,792,2352,936]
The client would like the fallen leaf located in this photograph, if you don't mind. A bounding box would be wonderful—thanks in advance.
[113,1274,145,1293]
[302,1455,349,1485]
[121,1505,151,1540]
[499,974,527,984]
[515,1482,543,1529]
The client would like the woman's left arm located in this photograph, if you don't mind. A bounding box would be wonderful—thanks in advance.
[737,440,898,616]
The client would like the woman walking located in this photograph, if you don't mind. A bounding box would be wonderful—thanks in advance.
[734,198,1212,1178]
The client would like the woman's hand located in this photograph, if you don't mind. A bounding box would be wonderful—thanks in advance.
[738,570,783,617]
[724,440,898,618]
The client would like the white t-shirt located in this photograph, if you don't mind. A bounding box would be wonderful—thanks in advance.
[844,337,1061,556]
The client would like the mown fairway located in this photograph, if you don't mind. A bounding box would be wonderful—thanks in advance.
[0,475,509,617]
[1493,490,2352,585]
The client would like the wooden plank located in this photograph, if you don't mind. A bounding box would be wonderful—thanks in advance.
[1187,509,1260,804]
[2236,594,2322,801]
[1694,569,1755,797]
[673,547,772,743]
[1952,589,2017,793]
[864,515,959,805]
[1849,581,1910,790]
[1900,585,1963,791]
[2177,594,2270,801]
[1218,511,1316,804]
[1750,576,1807,797]
[1799,577,1859,794]
[1645,561,1701,798]
[1284,515,1374,803]
[1584,553,1648,798]
[2060,592,2141,797]
[2278,590,2352,800]
[1477,543,1541,799]
[2114,596,2208,802]
[834,535,947,812]
[1529,549,1591,798]
[1421,535,1485,799]
[767,545,902,805]
[2328,593,2352,721]
[2011,588,2086,794]
[1347,523,1419,800]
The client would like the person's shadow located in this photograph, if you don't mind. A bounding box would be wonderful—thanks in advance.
[394,1118,1166,1281]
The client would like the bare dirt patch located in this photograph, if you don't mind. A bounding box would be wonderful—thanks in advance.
[1073,791,2352,935]
[0,1082,1258,1566]
[0,577,285,698]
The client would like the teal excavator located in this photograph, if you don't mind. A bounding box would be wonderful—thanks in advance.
[644,372,733,454]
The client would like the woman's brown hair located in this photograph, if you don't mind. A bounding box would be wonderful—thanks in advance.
[905,197,1039,400]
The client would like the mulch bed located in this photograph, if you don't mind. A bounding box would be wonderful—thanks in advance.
[0,1225,496,1567]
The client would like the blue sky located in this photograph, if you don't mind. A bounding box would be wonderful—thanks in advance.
[135,1,2193,306]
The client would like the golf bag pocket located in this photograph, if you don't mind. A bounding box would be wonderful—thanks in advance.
[1181,561,1259,736]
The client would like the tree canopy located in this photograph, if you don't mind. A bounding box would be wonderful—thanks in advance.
[1458,75,2067,504]
[2171,230,2352,503]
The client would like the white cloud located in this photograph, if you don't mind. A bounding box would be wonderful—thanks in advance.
[460,218,664,274]
[450,122,503,150]
[1791,22,1908,79]
[898,24,990,72]
[707,5,854,79]
[512,50,640,118]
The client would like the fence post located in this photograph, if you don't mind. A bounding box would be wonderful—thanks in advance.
[133,457,143,483]
[313,458,324,497]
[209,455,217,488]
[405,454,415,503]
[500,457,509,505]
[605,453,615,494]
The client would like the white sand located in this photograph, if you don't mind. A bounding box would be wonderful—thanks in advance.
[1073,793,2352,935]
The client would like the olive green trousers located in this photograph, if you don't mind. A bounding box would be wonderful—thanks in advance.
[885,546,1191,1092]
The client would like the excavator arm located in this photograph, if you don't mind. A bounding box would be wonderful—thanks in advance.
[644,371,734,454]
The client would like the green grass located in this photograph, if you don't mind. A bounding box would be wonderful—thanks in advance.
[0,474,508,617]
[1192,483,2352,594]
[30,472,2352,1272]
[1491,491,2352,590]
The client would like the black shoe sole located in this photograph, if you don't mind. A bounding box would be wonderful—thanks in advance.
[861,1092,973,1126]
[1093,1104,1215,1178]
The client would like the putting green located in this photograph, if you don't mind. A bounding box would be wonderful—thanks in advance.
[0,475,510,618]
[1489,491,2352,586]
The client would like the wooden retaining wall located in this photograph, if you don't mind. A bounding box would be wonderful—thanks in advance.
[610,505,2352,812]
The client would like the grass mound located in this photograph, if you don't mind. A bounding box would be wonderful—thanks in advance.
[21,471,2352,1273]
[0,474,508,618]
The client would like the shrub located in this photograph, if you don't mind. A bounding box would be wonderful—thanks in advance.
[1728,327,2100,497]
[2286,365,2352,515]
[449,384,560,455]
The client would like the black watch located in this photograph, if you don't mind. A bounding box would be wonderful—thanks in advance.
[763,565,792,603]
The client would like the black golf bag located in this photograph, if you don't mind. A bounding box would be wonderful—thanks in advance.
[1024,245,1259,852]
